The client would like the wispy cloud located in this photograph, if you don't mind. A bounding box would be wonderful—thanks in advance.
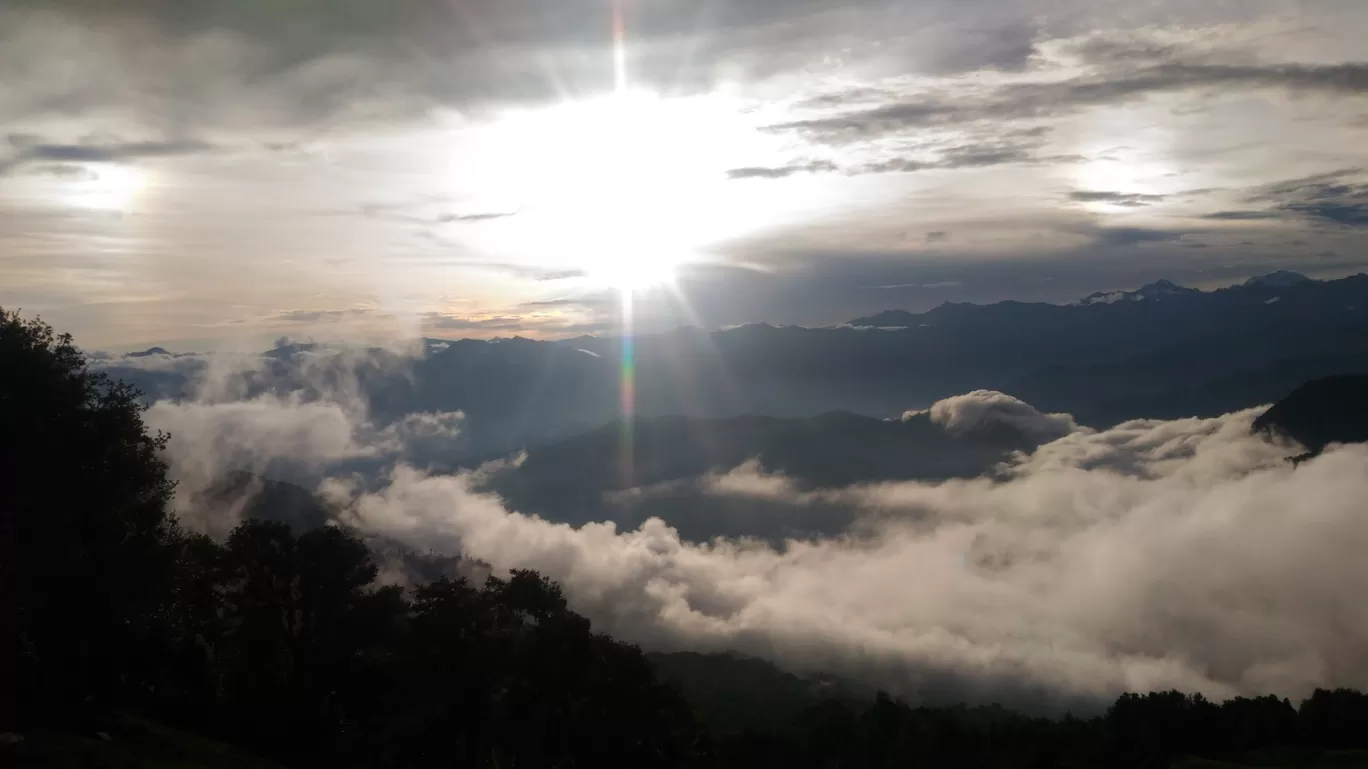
[1070,190,1168,206]
[276,308,374,323]
[421,313,527,331]
[1,134,214,176]
[437,210,520,223]
[775,62,1368,143]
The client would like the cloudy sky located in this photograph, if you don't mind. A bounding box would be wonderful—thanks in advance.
[3,0,1367,349]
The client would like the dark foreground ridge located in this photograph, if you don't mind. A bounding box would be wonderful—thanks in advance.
[1254,374,1368,457]
[7,308,1368,769]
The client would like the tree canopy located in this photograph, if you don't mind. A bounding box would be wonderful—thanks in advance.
[1,309,179,725]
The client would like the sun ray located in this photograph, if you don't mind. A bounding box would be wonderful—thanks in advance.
[612,0,628,95]
[610,0,639,486]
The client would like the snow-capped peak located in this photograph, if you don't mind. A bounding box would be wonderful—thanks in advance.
[1074,279,1195,306]
[1075,290,1129,306]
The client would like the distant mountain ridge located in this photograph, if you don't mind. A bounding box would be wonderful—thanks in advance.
[1073,278,1199,307]
[470,406,1043,542]
[1243,270,1314,289]
[850,270,1333,326]
[102,271,1368,453]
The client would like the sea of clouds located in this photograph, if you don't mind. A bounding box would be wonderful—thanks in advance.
[117,345,1368,713]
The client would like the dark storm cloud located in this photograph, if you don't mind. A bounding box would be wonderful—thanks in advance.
[777,62,1368,143]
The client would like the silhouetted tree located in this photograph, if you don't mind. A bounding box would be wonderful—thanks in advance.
[158,532,229,721]
[203,519,405,761]
[1298,688,1368,750]
[365,571,701,768]
[0,309,178,727]
[1217,695,1298,754]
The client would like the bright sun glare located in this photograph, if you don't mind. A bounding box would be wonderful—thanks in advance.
[71,164,147,212]
[479,89,768,292]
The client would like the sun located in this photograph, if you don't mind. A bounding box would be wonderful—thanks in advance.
[473,89,769,293]
[587,248,680,292]
[71,164,147,211]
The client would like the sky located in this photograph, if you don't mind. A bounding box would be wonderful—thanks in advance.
[2,0,1368,349]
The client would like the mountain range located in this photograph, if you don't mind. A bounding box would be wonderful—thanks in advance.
[102,271,1368,454]
[468,408,1043,542]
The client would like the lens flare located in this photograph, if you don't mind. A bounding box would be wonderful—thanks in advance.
[618,290,637,486]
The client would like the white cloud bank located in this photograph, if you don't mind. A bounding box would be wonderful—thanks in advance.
[329,406,1368,712]
[904,389,1079,442]
[150,370,1368,712]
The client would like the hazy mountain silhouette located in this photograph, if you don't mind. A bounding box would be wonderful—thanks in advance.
[183,406,1046,545]
[648,651,872,730]
[126,346,173,358]
[1072,279,1201,307]
[471,409,1040,542]
[102,272,1368,453]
